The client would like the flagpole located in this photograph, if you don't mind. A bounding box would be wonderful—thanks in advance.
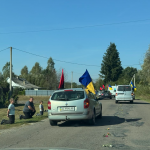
[134,74,135,86]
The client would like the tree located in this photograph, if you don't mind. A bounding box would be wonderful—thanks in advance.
[2,62,15,80]
[42,57,57,90]
[100,43,123,83]
[21,66,28,78]
[122,67,137,83]
[94,77,104,90]
[47,57,55,70]
[141,46,150,85]
[30,62,42,77]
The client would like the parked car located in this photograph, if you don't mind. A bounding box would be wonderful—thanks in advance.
[115,85,133,103]
[101,91,112,99]
[96,91,103,98]
[48,88,102,126]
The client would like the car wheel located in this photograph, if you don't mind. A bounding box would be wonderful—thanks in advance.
[49,120,57,126]
[89,111,96,125]
[115,100,118,103]
[130,100,133,103]
[110,96,112,99]
[98,107,102,119]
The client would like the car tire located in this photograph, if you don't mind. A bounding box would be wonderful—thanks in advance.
[130,100,133,103]
[49,120,57,126]
[110,96,112,99]
[98,107,102,119]
[89,111,96,125]
[115,100,118,103]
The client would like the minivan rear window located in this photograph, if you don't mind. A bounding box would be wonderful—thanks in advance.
[51,91,85,101]
[118,86,131,91]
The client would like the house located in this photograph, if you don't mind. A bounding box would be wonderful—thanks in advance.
[7,77,41,90]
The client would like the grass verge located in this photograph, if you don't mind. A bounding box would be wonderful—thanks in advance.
[0,99,48,130]
[136,95,150,103]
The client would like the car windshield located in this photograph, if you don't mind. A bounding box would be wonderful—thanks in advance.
[51,91,85,101]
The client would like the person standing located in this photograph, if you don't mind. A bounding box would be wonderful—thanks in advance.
[39,101,44,115]
[20,97,36,119]
[1,98,15,125]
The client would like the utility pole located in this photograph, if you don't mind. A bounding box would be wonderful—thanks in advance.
[71,71,73,88]
[134,74,135,86]
[10,47,12,98]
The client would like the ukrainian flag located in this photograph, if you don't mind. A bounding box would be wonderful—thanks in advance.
[131,81,136,92]
[79,70,96,94]
[108,85,112,90]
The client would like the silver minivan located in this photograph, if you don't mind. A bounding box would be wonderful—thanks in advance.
[48,88,102,126]
[115,85,133,103]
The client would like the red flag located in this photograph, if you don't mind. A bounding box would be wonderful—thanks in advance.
[100,87,102,91]
[58,69,64,89]
[102,85,105,89]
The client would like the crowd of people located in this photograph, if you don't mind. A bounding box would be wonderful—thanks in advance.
[1,97,45,125]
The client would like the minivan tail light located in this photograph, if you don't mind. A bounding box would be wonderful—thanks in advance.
[116,93,118,96]
[48,101,51,110]
[84,99,89,109]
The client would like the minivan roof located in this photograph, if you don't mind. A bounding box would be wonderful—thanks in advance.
[117,85,130,86]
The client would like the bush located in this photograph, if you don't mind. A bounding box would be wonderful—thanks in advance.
[18,90,25,95]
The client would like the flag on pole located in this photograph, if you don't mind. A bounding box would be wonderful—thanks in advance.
[130,81,136,92]
[108,85,113,90]
[79,69,95,94]
[58,69,64,89]
[100,87,103,91]
[102,85,105,89]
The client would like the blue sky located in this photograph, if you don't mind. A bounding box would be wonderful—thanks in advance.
[0,0,150,84]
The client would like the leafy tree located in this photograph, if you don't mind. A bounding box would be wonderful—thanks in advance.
[42,57,57,89]
[94,77,104,90]
[30,62,42,76]
[21,65,28,78]
[122,67,137,83]
[100,43,123,83]
[141,46,150,85]
[47,57,55,70]
[2,62,16,80]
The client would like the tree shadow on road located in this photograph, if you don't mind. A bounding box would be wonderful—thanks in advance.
[58,116,141,127]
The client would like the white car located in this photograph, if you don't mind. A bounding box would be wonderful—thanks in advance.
[48,88,102,126]
[115,85,134,103]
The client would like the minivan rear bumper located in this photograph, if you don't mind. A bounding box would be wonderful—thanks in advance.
[116,97,133,100]
[48,112,91,121]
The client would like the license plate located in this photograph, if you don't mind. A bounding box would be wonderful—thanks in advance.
[105,94,108,96]
[60,107,74,111]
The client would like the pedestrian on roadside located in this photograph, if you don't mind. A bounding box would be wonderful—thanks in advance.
[39,101,44,115]
[19,97,36,119]
[1,98,15,125]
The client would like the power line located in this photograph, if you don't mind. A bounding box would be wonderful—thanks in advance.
[13,47,141,68]
[1,19,150,34]
[0,47,9,53]
[13,47,101,67]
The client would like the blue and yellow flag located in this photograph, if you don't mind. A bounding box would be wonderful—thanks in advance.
[108,85,112,90]
[131,81,136,92]
[79,70,95,94]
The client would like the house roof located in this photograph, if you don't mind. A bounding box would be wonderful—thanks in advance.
[10,77,41,89]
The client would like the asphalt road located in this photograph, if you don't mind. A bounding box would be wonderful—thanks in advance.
[0,99,150,150]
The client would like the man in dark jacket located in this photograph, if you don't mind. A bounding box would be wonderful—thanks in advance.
[20,97,36,119]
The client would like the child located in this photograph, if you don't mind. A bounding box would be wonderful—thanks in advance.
[39,101,44,115]
[1,98,15,125]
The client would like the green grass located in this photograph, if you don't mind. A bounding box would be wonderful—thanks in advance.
[0,99,49,130]
[136,95,150,103]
